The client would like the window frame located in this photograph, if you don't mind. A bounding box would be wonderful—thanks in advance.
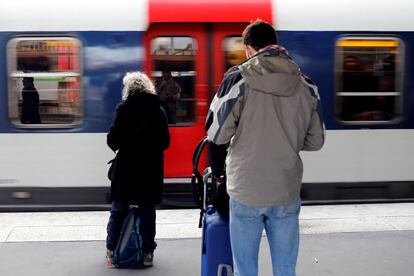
[7,36,84,129]
[334,36,405,125]
[150,35,198,126]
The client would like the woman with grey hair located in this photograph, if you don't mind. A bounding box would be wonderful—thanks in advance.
[106,72,170,267]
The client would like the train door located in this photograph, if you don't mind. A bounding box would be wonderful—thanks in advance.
[145,24,207,178]
[144,23,247,179]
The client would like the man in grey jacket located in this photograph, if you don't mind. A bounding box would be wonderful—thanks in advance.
[205,20,325,276]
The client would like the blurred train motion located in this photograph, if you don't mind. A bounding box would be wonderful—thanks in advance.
[1,0,414,209]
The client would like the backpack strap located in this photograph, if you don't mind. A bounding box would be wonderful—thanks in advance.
[191,136,209,228]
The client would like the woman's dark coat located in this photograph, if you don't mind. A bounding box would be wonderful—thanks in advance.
[107,92,170,205]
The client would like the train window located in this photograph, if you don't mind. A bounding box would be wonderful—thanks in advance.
[335,37,404,123]
[223,37,245,72]
[151,36,197,125]
[7,37,82,127]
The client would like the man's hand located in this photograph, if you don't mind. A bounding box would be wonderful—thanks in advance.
[214,175,226,185]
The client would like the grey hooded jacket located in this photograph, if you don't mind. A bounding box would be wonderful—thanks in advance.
[206,48,325,207]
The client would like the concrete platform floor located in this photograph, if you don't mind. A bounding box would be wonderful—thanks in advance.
[0,232,413,276]
[0,203,414,275]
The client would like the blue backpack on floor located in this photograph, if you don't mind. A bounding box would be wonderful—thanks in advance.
[112,207,143,268]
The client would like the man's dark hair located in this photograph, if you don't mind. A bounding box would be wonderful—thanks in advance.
[242,19,278,51]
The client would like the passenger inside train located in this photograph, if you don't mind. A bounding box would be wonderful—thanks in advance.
[20,77,41,124]
[156,71,181,124]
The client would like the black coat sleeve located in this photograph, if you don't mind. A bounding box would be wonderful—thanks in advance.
[208,142,227,178]
[160,107,170,151]
[107,104,126,151]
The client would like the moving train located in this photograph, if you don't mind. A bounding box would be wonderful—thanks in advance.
[1,0,413,209]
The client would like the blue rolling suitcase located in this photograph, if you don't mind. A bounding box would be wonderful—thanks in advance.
[192,137,233,276]
[201,206,233,276]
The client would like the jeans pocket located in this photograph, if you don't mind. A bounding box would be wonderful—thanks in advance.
[273,199,301,218]
[230,199,260,220]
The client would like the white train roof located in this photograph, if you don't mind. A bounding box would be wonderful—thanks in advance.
[0,0,148,31]
[1,0,413,32]
[274,0,414,31]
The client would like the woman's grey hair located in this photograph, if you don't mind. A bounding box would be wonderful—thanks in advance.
[122,71,156,100]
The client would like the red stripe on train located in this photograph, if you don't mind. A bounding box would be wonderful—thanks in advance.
[149,0,272,24]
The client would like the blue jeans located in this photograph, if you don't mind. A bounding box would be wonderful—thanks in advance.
[229,198,301,276]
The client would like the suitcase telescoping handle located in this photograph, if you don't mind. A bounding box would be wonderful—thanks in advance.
[202,167,212,211]
[192,136,221,227]
[217,264,234,276]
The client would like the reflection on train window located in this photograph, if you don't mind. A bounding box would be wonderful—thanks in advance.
[151,36,196,125]
[335,38,403,123]
[7,38,82,127]
[223,37,245,72]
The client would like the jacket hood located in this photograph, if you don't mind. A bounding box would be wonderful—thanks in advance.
[239,51,301,97]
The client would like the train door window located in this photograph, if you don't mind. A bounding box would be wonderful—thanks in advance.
[335,37,404,123]
[7,37,82,127]
[223,36,245,71]
[151,36,196,125]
